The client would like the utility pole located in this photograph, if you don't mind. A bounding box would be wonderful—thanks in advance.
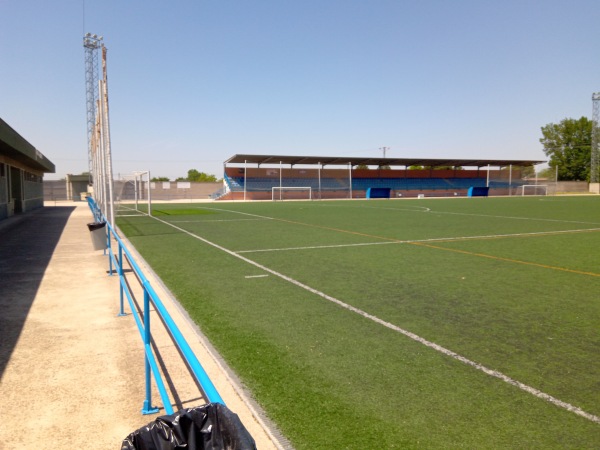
[380,147,389,158]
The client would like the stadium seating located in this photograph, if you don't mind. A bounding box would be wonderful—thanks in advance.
[233,177,475,191]
[224,176,526,197]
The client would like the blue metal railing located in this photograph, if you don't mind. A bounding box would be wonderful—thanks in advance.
[87,197,224,414]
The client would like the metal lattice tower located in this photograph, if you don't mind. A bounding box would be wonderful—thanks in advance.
[591,93,600,184]
[83,33,104,178]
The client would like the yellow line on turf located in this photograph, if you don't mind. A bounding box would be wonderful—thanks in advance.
[409,242,600,277]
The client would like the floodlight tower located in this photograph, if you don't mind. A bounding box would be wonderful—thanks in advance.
[83,33,104,180]
[591,93,600,184]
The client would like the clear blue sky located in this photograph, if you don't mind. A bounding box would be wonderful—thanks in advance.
[1,0,599,180]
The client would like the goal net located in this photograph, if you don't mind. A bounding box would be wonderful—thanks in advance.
[520,185,548,196]
[114,171,152,217]
[272,186,312,201]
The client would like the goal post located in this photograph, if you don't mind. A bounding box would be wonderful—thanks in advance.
[520,185,548,196]
[272,186,312,201]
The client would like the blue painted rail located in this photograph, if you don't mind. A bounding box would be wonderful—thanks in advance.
[87,196,224,414]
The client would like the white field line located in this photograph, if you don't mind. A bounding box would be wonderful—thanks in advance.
[317,203,600,226]
[237,228,600,254]
[195,206,276,220]
[429,210,600,226]
[245,274,269,279]
[116,204,141,211]
[149,202,600,227]
[238,241,395,253]
[149,214,600,425]
[320,204,432,213]
[169,218,268,223]
[199,205,600,245]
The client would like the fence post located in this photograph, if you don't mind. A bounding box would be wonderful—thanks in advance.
[107,227,114,275]
[142,287,159,414]
[118,243,126,317]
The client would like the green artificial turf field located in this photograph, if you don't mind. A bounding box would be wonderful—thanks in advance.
[117,196,600,449]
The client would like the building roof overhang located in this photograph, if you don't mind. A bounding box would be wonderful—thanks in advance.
[0,118,55,173]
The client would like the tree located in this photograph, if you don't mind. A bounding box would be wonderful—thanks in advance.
[151,176,170,182]
[539,117,592,181]
[178,169,218,182]
[355,164,369,170]
[520,165,535,179]
[537,166,556,180]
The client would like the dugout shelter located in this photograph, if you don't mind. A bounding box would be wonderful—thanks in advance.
[0,118,55,221]
[219,154,545,200]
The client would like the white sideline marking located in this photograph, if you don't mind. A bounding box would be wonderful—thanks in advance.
[245,274,269,279]
[149,214,600,425]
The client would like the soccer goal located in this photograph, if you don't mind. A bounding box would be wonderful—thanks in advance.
[114,171,153,216]
[272,186,312,201]
[519,184,548,196]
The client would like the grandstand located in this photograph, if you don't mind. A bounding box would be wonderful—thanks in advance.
[217,155,545,200]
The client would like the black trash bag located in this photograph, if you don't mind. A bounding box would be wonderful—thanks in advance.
[87,221,106,232]
[121,403,257,450]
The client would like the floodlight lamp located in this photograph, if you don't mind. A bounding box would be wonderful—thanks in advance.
[99,36,103,40]
[85,32,91,37]
[93,34,98,39]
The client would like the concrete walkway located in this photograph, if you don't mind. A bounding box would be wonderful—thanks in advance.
[0,203,283,449]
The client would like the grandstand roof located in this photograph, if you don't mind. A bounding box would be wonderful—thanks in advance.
[224,154,544,168]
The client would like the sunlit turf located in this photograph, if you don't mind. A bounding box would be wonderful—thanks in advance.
[117,196,600,448]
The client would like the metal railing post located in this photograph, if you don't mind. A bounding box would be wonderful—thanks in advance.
[142,287,159,415]
[118,243,126,317]
[107,228,113,275]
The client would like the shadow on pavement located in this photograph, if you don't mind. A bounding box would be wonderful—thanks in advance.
[0,206,75,378]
